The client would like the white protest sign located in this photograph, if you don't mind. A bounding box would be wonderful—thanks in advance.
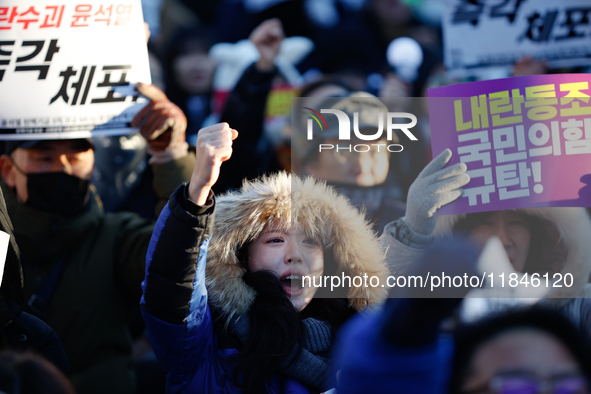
[442,0,591,73]
[0,230,8,286]
[0,0,151,140]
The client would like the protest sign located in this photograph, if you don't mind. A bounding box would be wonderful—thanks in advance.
[428,74,591,214]
[0,230,8,285]
[0,0,151,140]
[442,0,591,73]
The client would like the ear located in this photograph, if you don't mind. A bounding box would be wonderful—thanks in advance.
[0,154,16,187]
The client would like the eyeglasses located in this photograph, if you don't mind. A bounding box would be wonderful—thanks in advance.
[467,373,591,394]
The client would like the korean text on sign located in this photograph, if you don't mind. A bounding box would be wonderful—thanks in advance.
[0,0,150,140]
[428,74,591,214]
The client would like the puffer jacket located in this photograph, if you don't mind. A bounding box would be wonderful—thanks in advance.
[141,172,389,393]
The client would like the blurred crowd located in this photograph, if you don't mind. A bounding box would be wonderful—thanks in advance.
[0,0,590,393]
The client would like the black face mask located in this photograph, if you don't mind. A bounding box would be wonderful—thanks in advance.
[24,172,90,217]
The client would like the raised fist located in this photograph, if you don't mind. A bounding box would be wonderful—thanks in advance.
[249,18,285,72]
[189,123,238,205]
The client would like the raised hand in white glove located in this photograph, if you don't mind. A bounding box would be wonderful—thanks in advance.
[403,149,470,235]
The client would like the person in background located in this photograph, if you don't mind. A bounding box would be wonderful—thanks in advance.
[0,83,194,394]
[210,18,410,232]
[380,149,591,335]
[163,25,218,146]
[213,18,286,193]
[450,308,591,394]
[293,92,407,234]
[0,186,68,373]
[299,0,440,80]
[332,238,591,394]
[332,237,479,394]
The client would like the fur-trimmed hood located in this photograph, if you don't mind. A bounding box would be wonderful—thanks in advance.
[434,207,591,302]
[205,172,389,323]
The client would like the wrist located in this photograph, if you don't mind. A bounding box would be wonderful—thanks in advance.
[148,142,189,164]
[387,218,434,249]
[188,180,212,206]
[179,184,215,216]
[256,58,275,72]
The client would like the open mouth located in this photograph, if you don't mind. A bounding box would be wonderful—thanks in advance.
[280,274,304,296]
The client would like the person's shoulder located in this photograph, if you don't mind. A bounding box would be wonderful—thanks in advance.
[558,286,591,318]
[12,311,70,372]
[570,285,591,306]
[578,284,591,295]
[14,310,52,336]
[101,210,155,236]
[102,209,153,225]
[7,308,59,351]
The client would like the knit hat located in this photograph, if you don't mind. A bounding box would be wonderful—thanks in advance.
[3,139,94,155]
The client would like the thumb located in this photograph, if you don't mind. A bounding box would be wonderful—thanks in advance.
[135,82,168,102]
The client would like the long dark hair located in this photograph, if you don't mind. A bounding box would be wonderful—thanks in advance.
[232,270,303,392]
[230,244,355,392]
[300,248,356,328]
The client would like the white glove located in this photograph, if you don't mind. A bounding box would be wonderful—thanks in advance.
[404,149,470,235]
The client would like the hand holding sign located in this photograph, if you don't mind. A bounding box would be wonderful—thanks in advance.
[404,149,470,235]
[512,56,548,78]
[189,123,238,205]
[131,82,187,152]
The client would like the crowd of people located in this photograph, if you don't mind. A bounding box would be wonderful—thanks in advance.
[0,0,590,393]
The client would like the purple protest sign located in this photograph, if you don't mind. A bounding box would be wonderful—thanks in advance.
[428,74,591,215]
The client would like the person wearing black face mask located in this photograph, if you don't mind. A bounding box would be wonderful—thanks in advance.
[0,83,196,394]
[4,139,92,217]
